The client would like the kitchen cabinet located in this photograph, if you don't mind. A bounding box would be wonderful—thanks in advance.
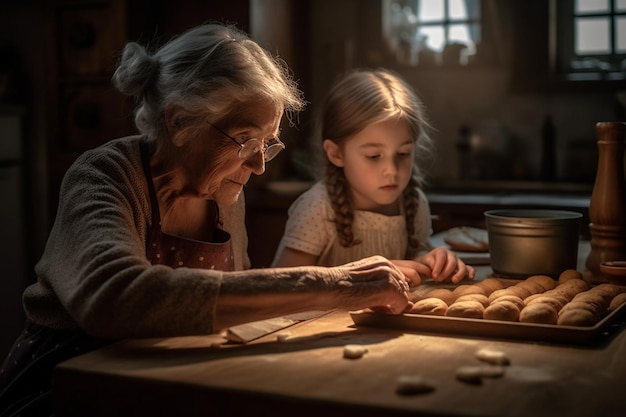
[45,0,251,223]
[45,0,134,224]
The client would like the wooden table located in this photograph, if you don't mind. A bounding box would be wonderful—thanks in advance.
[55,242,626,417]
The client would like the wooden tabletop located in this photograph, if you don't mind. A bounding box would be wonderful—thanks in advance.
[55,241,624,417]
[54,305,626,417]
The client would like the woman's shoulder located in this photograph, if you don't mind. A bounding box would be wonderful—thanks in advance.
[68,136,145,178]
[77,135,143,162]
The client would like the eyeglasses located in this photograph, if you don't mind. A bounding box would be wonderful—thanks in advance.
[207,122,285,162]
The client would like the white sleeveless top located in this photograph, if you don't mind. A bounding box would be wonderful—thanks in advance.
[273,181,432,266]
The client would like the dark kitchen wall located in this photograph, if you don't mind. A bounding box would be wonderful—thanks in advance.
[305,0,625,187]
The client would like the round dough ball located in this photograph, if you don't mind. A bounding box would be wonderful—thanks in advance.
[452,284,486,299]
[491,295,525,310]
[589,284,622,301]
[559,300,603,320]
[526,294,569,311]
[505,285,533,300]
[609,293,626,312]
[516,280,546,296]
[519,303,558,324]
[553,279,590,300]
[488,288,510,303]
[558,269,583,284]
[523,293,544,305]
[476,278,505,295]
[409,297,449,316]
[525,275,557,291]
[446,300,485,319]
[455,293,490,308]
[424,288,456,305]
[484,300,520,322]
[557,308,598,326]
[571,292,609,312]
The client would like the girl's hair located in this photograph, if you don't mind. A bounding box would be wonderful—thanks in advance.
[112,23,306,142]
[316,68,433,252]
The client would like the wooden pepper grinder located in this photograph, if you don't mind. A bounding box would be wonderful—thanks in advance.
[584,122,626,284]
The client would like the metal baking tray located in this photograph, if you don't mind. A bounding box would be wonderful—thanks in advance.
[350,303,626,345]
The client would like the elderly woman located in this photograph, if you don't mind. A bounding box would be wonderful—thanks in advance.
[0,23,421,416]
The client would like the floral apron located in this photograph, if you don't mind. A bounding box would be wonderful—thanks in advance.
[0,140,234,416]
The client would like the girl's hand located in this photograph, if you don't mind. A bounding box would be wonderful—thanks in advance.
[414,247,475,284]
[390,259,432,287]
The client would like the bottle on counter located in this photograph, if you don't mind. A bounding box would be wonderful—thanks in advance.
[584,122,626,284]
[540,115,556,181]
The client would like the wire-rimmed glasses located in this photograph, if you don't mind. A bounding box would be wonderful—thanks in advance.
[207,122,285,162]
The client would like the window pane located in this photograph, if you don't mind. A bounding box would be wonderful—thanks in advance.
[418,0,444,22]
[575,0,609,14]
[418,26,445,51]
[448,0,468,20]
[618,0,626,12]
[618,17,626,52]
[576,17,611,54]
[448,24,472,44]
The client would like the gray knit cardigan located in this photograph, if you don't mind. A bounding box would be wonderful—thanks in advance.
[23,136,250,339]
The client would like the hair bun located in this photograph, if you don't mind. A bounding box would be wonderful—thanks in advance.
[112,42,159,97]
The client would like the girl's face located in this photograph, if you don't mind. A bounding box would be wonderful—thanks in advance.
[324,118,414,214]
[182,102,282,206]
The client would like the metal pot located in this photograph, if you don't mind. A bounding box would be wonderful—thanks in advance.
[484,209,582,279]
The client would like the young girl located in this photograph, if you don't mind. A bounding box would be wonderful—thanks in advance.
[272,68,474,284]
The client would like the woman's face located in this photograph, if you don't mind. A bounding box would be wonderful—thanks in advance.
[182,102,282,206]
[325,118,414,214]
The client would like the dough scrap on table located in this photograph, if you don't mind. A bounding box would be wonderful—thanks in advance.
[343,344,368,359]
[476,348,511,366]
[395,374,436,395]
[456,365,506,384]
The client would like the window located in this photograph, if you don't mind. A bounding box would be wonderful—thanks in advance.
[554,0,626,80]
[383,0,481,66]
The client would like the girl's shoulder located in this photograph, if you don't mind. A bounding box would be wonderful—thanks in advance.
[288,181,332,214]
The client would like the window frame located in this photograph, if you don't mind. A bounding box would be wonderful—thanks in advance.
[383,0,483,67]
[554,0,626,81]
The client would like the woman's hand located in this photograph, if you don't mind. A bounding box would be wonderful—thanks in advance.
[334,255,412,314]
[414,247,475,284]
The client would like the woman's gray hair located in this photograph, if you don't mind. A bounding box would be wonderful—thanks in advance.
[112,23,306,141]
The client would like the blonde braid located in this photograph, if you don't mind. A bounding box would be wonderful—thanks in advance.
[325,165,361,247]
[403,174,421,255]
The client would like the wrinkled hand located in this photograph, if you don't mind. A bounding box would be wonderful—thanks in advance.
[414,246,475,284]
[335,255,411,314]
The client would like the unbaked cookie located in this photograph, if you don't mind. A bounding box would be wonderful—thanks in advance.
[519,302,558,324]
[409,297,449,316]
[483,300,520,322]
[446,300,485,319]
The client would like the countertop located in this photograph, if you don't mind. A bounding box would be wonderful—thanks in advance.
[54,307,626,417]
